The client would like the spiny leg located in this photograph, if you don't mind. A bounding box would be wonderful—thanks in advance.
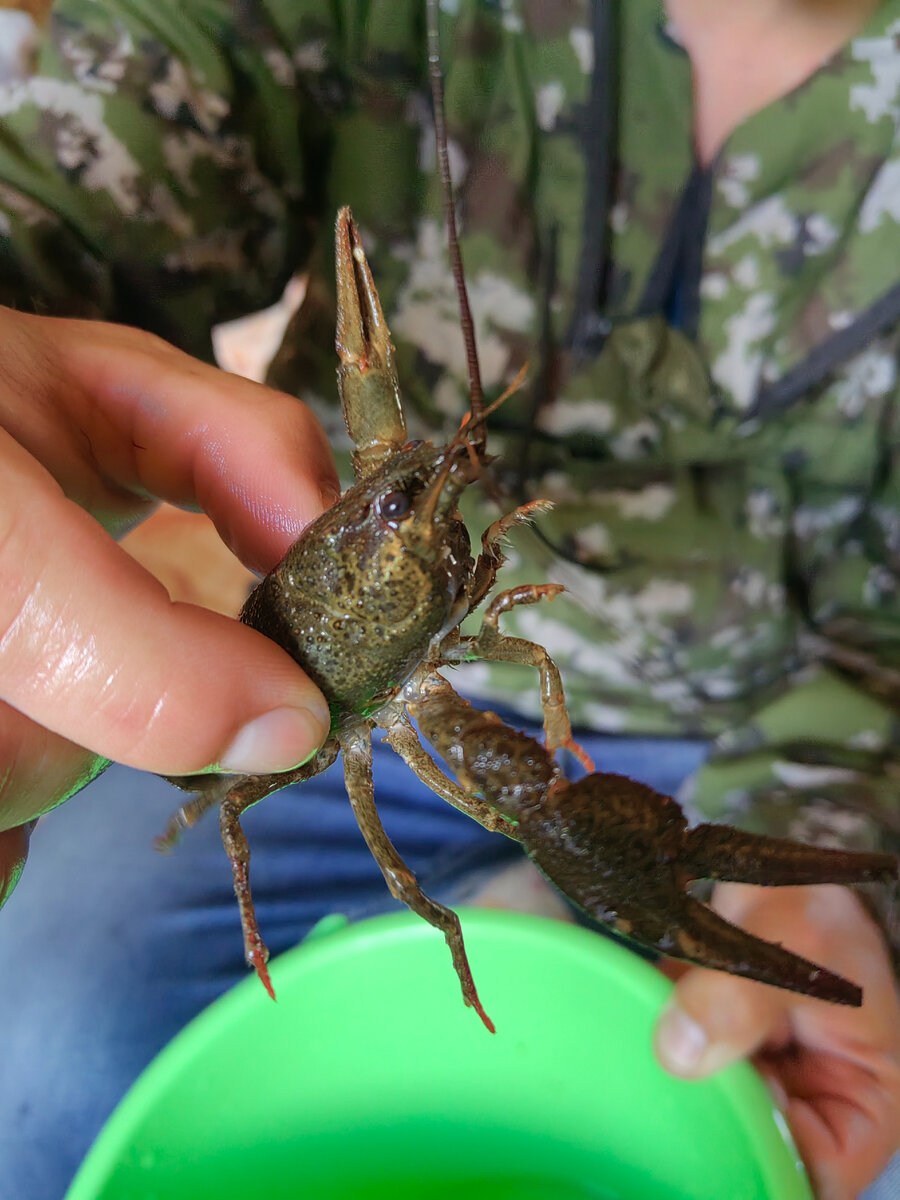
[469,499,554,609]
[341,726,495,1032]
[157,742,341,852]
[454,583,593,770]
[382,705,519,840]
[156,773,237,851]
[217,742,340,1000]
[683,823,898,887]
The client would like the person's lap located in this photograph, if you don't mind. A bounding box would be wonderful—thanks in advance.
[1,727,894,1199]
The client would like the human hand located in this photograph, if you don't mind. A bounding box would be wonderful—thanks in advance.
[654,882,900,1200]
[0,306,340,903]
[120,503,256,615]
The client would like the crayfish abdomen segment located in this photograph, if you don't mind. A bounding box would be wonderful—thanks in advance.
[410,688,561,813]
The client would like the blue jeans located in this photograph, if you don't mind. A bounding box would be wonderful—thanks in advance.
[0,729,895,1199]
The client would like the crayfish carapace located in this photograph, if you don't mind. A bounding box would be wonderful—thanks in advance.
[160,207,897,1031]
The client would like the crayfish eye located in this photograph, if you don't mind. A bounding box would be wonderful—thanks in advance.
[378,490,412,521]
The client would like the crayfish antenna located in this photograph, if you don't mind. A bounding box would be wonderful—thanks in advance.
[426,0,486,456]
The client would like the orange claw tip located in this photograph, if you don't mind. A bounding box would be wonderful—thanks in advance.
[469,996,496,1034]
[252,954,277,1002]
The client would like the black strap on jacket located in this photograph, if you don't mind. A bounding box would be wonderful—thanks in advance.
[568,0,618,360]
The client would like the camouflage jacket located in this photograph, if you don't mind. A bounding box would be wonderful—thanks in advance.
[2,1,900,909]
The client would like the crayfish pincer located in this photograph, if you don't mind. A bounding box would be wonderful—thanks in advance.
[161,209,897,1028]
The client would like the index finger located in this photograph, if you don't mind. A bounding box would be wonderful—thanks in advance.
[15,312,341,572]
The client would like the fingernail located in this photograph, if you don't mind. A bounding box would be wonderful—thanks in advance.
[220,704,330,774]
[656,1006,709,1075]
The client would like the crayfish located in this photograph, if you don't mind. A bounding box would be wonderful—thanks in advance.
[162,206,588,1031]
[161,5,896,1030]
[161,205,896,1031]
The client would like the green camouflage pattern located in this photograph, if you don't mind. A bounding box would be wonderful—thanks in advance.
[2,0,900,943]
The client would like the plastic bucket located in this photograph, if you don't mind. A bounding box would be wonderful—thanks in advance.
[65,909,811,1200]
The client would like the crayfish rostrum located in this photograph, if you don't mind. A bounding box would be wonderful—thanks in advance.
[160,207,897,1031]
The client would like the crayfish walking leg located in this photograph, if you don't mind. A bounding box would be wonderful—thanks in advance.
[383,709,518,839]
[341,725,495,1031]
[215,743,340,998]
[446,583,592,769]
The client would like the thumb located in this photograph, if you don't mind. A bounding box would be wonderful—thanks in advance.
[654,964,789,1079]
[0,432,330,779]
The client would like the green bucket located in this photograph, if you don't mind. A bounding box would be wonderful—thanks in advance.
[65,909,811,1200]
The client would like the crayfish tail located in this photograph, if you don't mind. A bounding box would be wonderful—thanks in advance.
[684,823,898,888]
[662,894,863,1006]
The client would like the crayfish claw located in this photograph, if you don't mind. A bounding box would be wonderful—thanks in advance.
[334,208,408,478]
